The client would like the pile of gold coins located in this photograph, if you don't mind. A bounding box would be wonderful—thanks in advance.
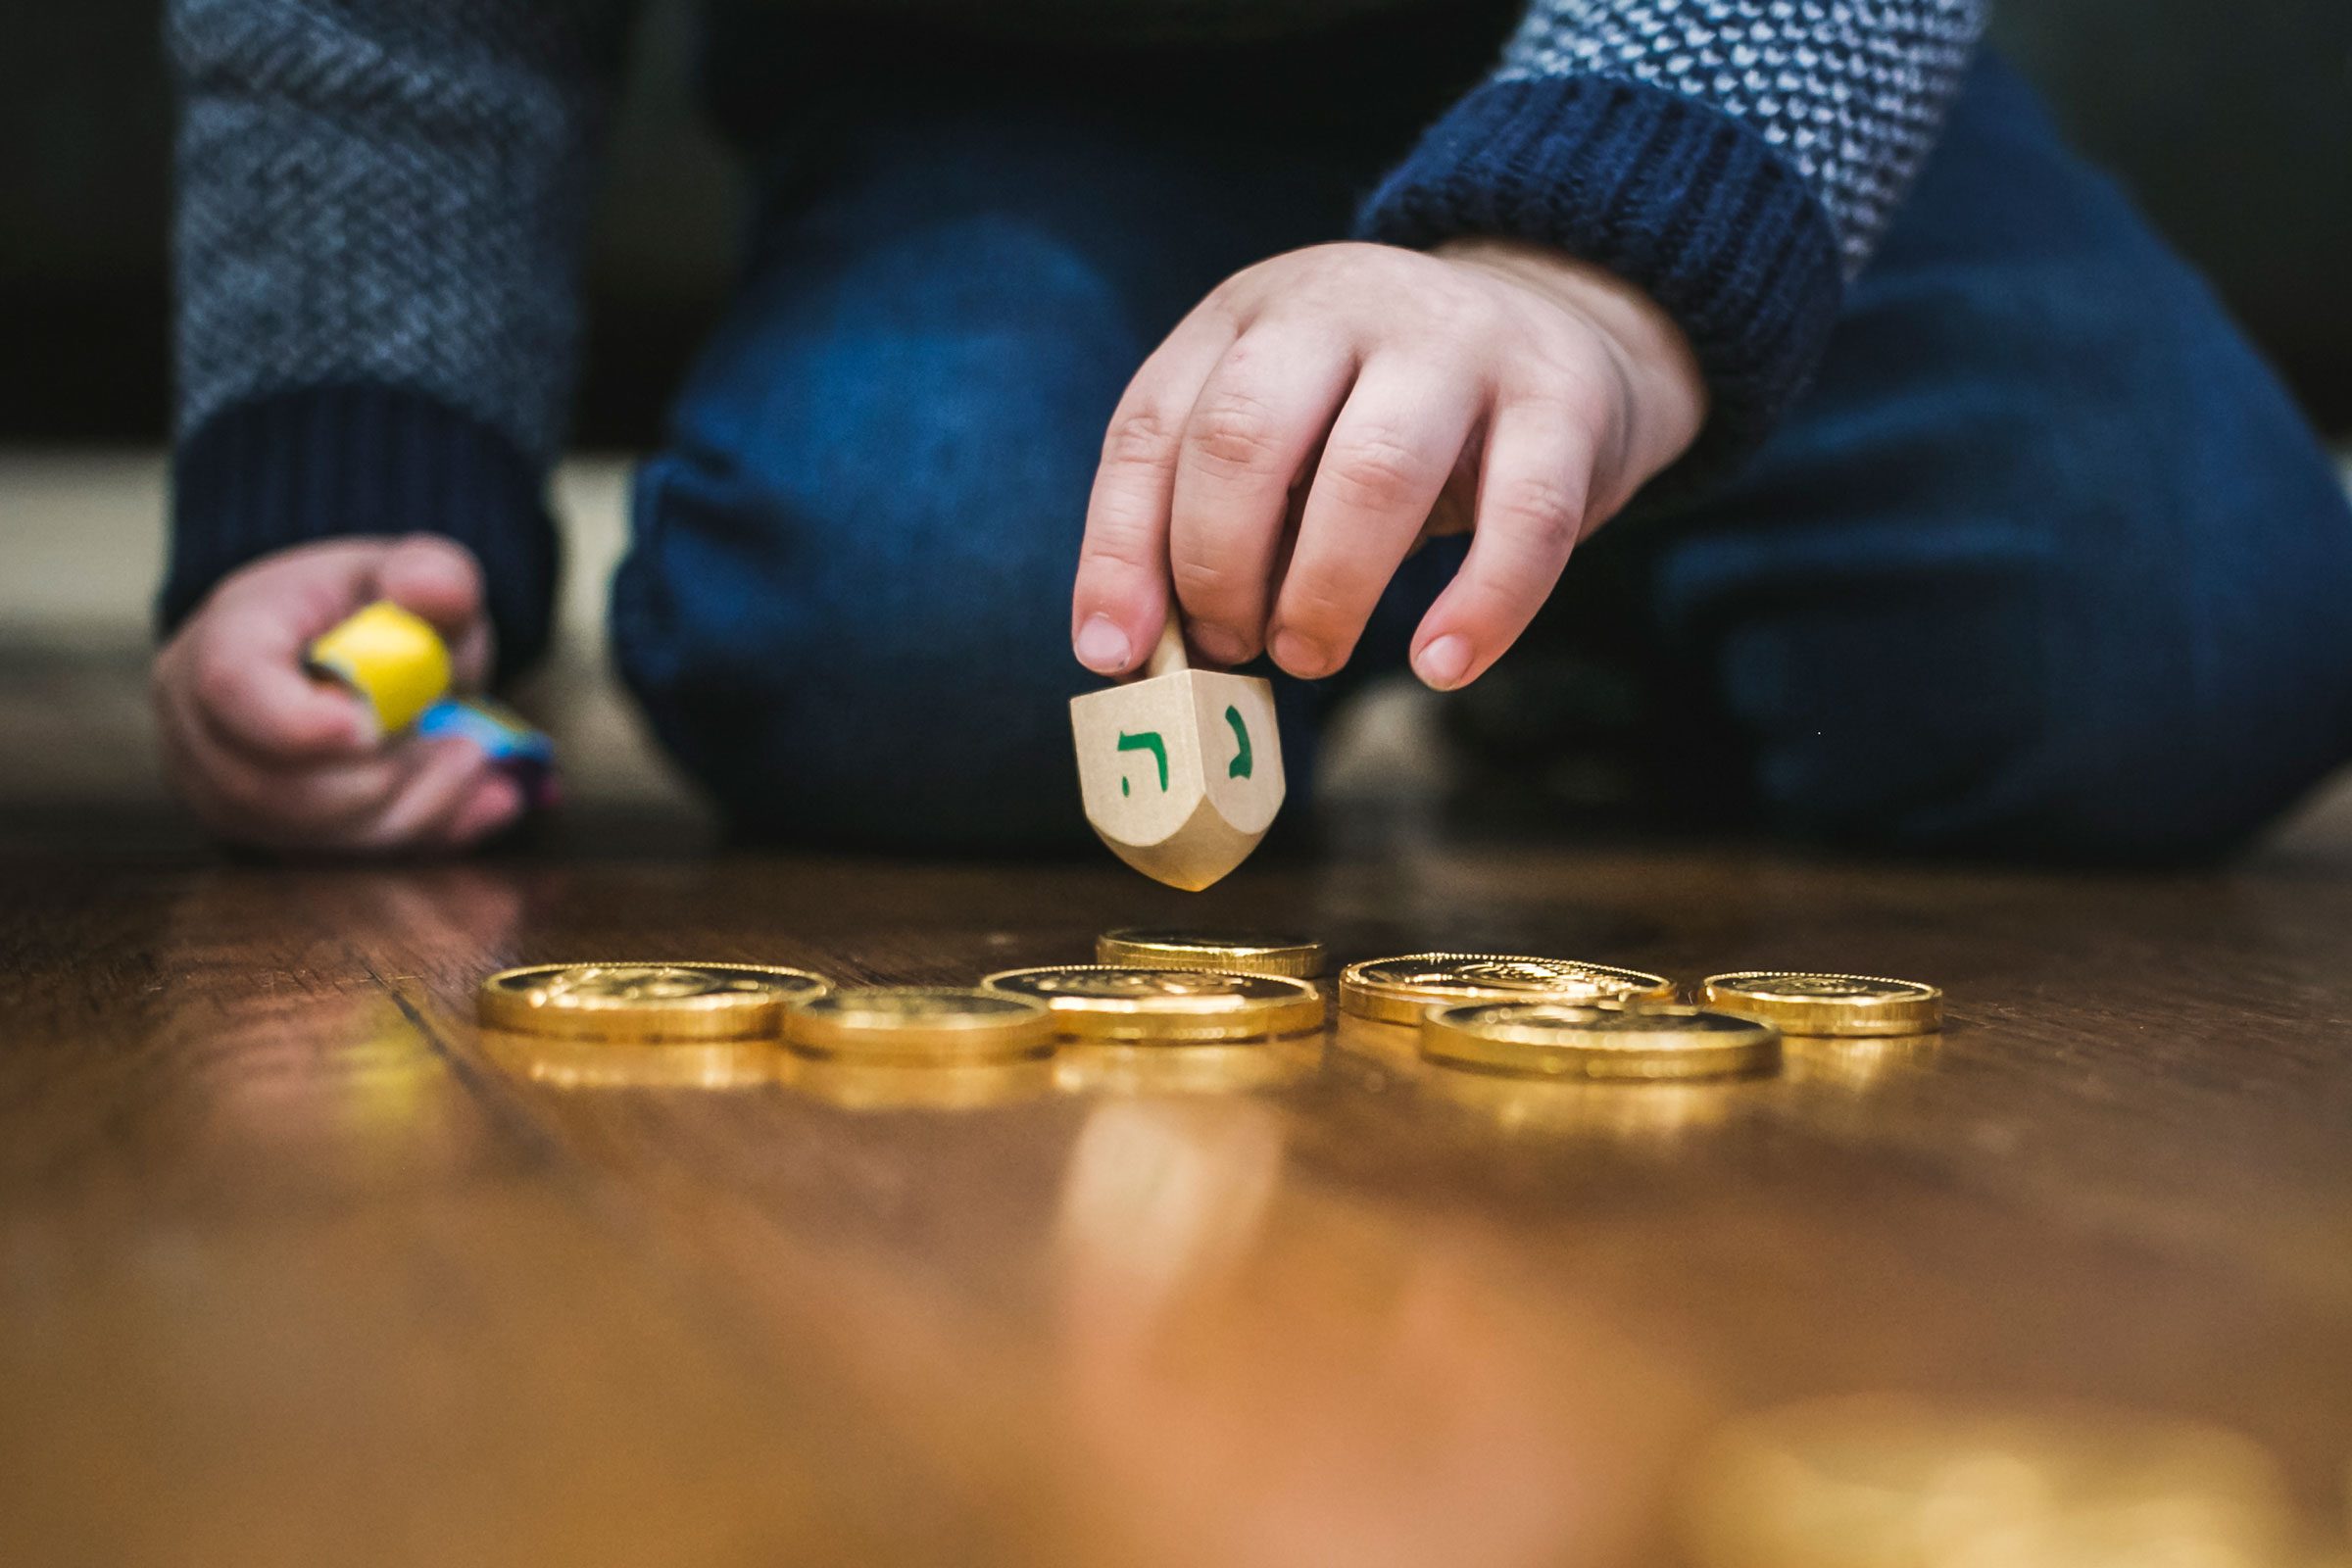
[473,929,1942,1096]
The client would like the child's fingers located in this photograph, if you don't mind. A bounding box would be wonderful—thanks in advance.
[159,691,412,844]
[346,738,500,853]
[373,534,484,631]
[1165,329,1355,666]
[169,536,469,763]
[1073,316,1237,675]
[373,535,494,687]
[443,613,496,692]
[439,774,528,851]
[166,608,379,763]
[207,714,425,832]
[1408,398,1595,692]
[1265,361,1481,679]
[241,537,418,645]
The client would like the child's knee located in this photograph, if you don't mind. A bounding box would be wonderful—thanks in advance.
[1725,494,2352,862]
[612,448,1093,850]
[1714,566,2060,853]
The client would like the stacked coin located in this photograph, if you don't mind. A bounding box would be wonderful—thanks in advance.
[477,962,828,1043]
[984,965,1324,1043]
[1339,953,1675,1024]
[1420,1002,1780,1082]
[1095,927,1326,978]
[783,987,1055,1063]
[1700,973,1941,1037]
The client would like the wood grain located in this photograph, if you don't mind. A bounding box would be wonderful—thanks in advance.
[3,839,2350,1565]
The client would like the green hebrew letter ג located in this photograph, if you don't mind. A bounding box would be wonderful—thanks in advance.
[1116,731,1168,797]
[1224,707,1252,780]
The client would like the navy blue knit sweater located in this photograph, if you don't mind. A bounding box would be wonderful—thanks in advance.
[165,0,1985,674]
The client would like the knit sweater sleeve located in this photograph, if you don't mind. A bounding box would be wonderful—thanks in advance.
[162,0,636,678]
[1358,0,1986,480]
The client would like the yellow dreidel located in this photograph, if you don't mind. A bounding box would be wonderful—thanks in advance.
[305,601,451,733]
[1069,619,1285,891]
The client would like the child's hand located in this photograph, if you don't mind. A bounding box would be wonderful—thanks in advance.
[1071,238,1706,689]
[153,536,522,853]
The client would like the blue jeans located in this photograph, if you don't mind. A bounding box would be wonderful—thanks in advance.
[612,53,2352,860]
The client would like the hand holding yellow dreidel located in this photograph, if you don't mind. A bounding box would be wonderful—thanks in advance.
[308,603,557,812]
[151,536,546,852]
[303,600,454,734]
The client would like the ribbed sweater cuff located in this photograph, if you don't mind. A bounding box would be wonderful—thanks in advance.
[164,385,561,681]
[1358,74,1845,487]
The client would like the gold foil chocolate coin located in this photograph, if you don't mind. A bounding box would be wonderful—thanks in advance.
[1339,953,1675,1024]
[1094,928,1327,978]
[982,965,1325,1042]
[1700,972,1942,1037]
[477,962,828,1043]
[1420,1002,1780,1081]
[783,987,1054,1063]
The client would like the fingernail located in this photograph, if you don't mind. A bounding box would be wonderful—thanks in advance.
[1270,629,1329,678]
[1191,624,1250,666]
[1075,614,1133,674]
[1414,634,1473,691]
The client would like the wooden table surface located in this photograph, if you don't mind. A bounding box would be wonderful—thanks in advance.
[4,831,2350,1566]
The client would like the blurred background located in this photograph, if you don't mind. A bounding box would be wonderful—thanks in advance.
[8,0,2345,446]
[1,0,2347,837]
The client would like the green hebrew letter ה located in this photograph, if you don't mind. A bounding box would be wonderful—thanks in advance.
[1116,731,1168,797]
[1224,706,1252,779]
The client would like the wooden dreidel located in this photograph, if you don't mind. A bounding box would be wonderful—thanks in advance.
[1070,619,1285,891]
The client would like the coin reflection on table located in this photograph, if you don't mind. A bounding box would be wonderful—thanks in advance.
[778,1052,1057,1110]
[1054,1038,1323,1097]
[1053,1130,1690,1568]
[476,1029,787,1090]
[1331,1013,1428,1072]
[1680,1394,2306,1568]
[1054,1099,1289,1320]
[1780,1032,1941,1093]
[1419,1061,1740,1138]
